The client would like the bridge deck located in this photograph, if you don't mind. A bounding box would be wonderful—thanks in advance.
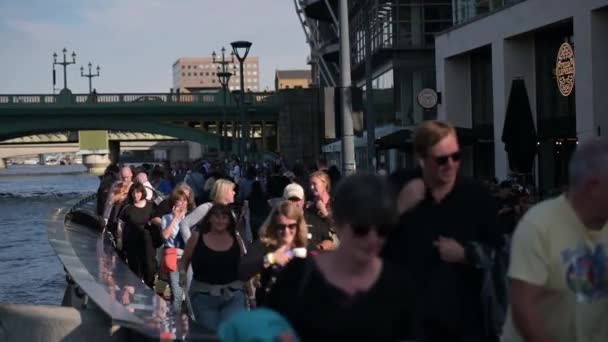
[48,195,217,341]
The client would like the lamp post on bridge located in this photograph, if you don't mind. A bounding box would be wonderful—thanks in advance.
[80,62,100,94]
[212,47,236,153]
[230,40,252,162]
[52,48,76,91]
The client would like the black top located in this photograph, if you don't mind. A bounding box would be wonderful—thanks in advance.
[191,235,241,285]
[265,257,416,341]
[238,241,313,306]
[266,175,291,198]
[152,198,172,219]
[120,202,155,244]
[383,173,501,337]
[304,208,332,246]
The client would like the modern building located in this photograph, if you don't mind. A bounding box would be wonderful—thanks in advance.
[435,0,608,193]
[295,0,453,172]
[172,56,260,93]
[275,69,312,90]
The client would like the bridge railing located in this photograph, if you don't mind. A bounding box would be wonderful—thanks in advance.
[0,91,278,108]
[0,95,57,104]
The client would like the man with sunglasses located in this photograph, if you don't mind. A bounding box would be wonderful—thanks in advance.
[383,120,502,342]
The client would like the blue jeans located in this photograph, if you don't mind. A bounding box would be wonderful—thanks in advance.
[168,265,192,315]
[190,290,246,332]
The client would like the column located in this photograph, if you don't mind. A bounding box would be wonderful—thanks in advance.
[491,40,509,182]
[568,8,608,142]
[79,130,110,175]
[438,55,471,127]
[573,10,596,142]
[0,158,5,169]
[261,120,266,151]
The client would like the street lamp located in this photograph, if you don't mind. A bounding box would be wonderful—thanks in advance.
[230,40,252,162]
[80,62,100,94]
[212,47,236,152]
[52,48,76,91]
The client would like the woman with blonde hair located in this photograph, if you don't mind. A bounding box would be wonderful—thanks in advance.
[307,171,336,250]
[180,179,236,232]
[180,178,252,243]
[238,200,308,306]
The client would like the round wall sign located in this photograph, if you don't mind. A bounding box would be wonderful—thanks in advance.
[555,42,575,97]
[417,88,438,109]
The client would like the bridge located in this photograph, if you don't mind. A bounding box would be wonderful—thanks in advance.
[0,90,281,172]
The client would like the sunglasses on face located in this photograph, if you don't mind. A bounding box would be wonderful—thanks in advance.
[276,223,298,231]
[351,224,392,237]
[433,151,461,166]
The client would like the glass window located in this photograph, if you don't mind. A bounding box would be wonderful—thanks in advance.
[182,72,185,76]
[182,65,185,69]
[188,65,191,69]
[187,72,191,76]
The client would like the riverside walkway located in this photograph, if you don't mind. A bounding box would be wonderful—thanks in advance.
[46,194,217,341]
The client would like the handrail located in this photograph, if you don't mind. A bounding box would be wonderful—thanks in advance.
[69,192,97,213]
[0,91,279,107]
[53,194,217,340]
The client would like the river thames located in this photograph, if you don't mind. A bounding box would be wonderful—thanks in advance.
[0,165,99,304]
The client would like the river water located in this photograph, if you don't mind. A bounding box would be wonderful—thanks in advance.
[0,165,99,305]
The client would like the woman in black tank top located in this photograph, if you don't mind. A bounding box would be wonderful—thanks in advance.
[180,204,246,333]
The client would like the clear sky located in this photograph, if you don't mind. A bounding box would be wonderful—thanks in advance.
[0,0,310,94]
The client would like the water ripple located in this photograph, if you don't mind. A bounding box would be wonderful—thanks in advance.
[0,165,98,305]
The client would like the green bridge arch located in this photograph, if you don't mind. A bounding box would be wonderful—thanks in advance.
[0,117,221,147]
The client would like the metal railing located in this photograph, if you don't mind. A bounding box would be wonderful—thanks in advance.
[0,91,279,108]
[69,192,97,213]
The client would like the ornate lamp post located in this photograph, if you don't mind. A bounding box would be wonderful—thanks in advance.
[80,62,100,94]
[212,47,236,152]
[52,48,76,91]
[230,40,252,162]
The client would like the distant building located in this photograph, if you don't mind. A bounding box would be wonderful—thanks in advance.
[172,56,260,93]
[296,0,453,172]
[275,69,312,90]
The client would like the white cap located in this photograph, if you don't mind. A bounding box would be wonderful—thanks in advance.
[283,183,305,201]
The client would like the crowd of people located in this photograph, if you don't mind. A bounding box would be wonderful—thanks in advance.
[94,119,608,342]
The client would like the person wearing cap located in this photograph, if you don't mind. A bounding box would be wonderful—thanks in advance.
[283,183,334,251]
[238,200,309,307]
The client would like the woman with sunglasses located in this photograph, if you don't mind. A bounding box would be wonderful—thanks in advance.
[264,174,416,341]
[180,204,248,332]
[238,200,309,307]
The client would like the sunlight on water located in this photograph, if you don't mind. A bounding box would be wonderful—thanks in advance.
[0,165,99,304]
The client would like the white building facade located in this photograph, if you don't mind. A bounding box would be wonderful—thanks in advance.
[436,0,608,193]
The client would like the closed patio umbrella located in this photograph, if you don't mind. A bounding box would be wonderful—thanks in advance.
[501,79,538,175]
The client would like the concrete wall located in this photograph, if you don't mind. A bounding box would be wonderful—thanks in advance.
[277,88,323,167]
[436,0,608,180]
[0,304,128,342]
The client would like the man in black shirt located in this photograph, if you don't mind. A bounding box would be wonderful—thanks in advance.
[383,120,502,342]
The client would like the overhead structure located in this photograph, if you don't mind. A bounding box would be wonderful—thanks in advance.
[294,0,339,87]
